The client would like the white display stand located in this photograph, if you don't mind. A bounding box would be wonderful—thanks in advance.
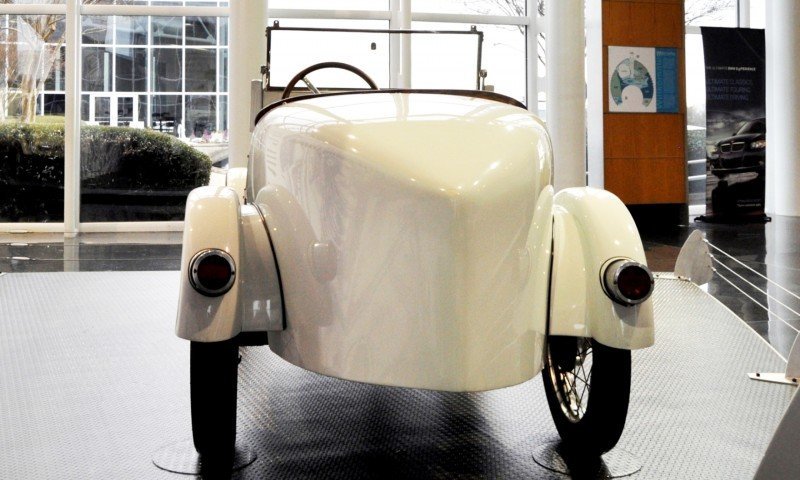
[749,337,800,386]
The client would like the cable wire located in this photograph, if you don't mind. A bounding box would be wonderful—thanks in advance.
[706,240,800,303]
[713,267,800,334]
[710,254,800,321]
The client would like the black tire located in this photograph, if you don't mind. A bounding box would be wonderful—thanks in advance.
[190,340,239,469]
[542,336,631,457]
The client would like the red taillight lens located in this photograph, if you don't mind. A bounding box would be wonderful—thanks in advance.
[189,249,236,297]
[603,259,653,306]
[616,264,652,302]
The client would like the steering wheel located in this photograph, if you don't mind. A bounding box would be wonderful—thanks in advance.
[281,61,379,99]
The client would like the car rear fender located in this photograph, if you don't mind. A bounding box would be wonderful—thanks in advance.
[549,187,655,350]
[175,186,283,342]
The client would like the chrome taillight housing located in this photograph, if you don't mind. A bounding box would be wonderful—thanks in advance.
[602,259,654,306]
[189,249,236,297]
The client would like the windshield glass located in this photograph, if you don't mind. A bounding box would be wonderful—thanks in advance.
[736,119,766,135]
[267,25,482,91]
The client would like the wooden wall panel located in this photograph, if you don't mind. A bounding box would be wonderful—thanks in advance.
[605,158,686,204]
[605,2,683,47]
[604,114,685,159]
[602,0,687,205]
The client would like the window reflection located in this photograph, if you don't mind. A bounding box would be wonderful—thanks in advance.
[685,0,737,27]
[186,17,216,46]
[45,46,66,91]
[152,48,182,92]
[151,95,182,135]
[82,47,113,92]
[43,94,65,116]
[0,14,67,223]
[115,47,147,92]
[116,16,148,46]
[82,16,112,44]
[186,95,216,138]
[186,49,216,92]
[152,16,182,45]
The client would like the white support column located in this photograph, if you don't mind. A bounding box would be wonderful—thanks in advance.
[536,15,546,118]
[228,0,268,169]
[64,0,81,237]
[738,0,751,27]
[766,0,800,216]
[389,0,411,88]
[764,0,774,212]
[525,0,538,113]
[546,0,586,191]
[585,0,603,188]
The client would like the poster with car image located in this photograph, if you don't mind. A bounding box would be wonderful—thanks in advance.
[701,27,766,220]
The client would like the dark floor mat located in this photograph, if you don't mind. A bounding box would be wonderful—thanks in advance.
[0,272,793,479]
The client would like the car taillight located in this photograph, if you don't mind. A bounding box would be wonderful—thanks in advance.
[189,249,236,297]
[602,259,654,306]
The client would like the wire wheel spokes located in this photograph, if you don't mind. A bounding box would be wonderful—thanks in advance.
[550,338,594,423]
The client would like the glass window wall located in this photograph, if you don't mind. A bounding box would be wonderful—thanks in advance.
[116,16,148,45]
[0,1,537,228]
[685,0,737,27]
[269,0,388,10]
[0,14,67,222]
[78,13,228,222]
[411,0,524,16]
[749,0,765,29]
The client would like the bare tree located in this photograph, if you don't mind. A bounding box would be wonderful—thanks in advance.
[685,0,736,26]
[468,0,735,66]
[0,0,111,123]
[463,0,545,65]
[0,6,66,123]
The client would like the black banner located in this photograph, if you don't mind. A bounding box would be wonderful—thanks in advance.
[701,27,766,221]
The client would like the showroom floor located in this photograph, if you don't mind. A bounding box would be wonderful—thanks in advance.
[2,215,799,357]
[1,218,798,479]
[0,271,793,479]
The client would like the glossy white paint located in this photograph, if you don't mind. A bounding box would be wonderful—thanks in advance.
[226,167,248,204]
[176,91,655,391]
[549,187,655,349]
[176,188,284,340]
[176,186,243,342]
[249,92,554,391]
[239,205,285,332]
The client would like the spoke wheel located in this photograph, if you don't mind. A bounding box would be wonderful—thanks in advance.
[543,336,631,457]
[550,337,594,423]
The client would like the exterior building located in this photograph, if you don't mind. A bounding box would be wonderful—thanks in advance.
[30,12,229,140]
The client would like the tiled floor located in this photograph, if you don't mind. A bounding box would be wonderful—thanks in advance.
[2,216,800,357]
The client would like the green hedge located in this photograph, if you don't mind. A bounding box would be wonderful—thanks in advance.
[0,121,211,221]
[80,125,210,190]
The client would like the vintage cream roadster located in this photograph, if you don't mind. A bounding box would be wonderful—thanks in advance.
[174,63,655,469]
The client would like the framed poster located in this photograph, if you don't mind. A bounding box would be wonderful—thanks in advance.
[608,46,678,113]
